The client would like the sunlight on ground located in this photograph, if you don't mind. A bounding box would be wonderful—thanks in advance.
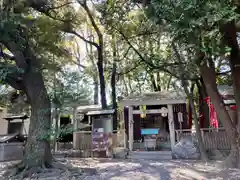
[1,158,240,180]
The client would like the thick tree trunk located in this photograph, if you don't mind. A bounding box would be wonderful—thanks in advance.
[220,21,240,168]
[200,62,240,168]
[171,43,208,160]
[23,64,52,168]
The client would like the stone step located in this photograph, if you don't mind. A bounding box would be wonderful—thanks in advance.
[128,151,172,160]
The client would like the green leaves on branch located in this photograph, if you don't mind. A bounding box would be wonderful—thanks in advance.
[150,0,239,55]
[0,65,24,82]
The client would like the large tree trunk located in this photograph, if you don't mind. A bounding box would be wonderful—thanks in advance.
[220,21,240,168]
[171,43,208,161]
[23,62,52,168]
[200,61,240,168]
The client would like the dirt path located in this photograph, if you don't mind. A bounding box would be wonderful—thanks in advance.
[1,158,240,180]
[73,158,240,180]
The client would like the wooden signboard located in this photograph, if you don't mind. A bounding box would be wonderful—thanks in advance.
[92,128,109,151]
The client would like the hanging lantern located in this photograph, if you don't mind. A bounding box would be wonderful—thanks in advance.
[160,107,168,117]
[140,105,146,118]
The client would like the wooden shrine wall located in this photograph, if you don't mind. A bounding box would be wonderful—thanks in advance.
[172,104,189,130]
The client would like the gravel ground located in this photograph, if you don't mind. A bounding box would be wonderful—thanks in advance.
[1,158,240,180]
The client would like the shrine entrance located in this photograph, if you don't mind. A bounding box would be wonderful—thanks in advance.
[132,106,173,151]
[119,91,187,152]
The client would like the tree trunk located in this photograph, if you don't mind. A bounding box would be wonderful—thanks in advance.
[156,72,161,91]
[182,81,208,161]
[196,79,209,128]
[23,63,52,168]
[220,21,240,168]
[111,62,117,130]
[122,76,129,96]
[149,72,158,91]
[171,43,208,161]
[81,2,107,109]
[53,106,59,152]
[97,45,107,109]
[200,62,240,168]
[111,36,118,130]
[93,79,99,105]
[166,75,172,90]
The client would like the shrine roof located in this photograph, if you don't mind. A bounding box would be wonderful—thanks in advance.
[77,104,102,113]
[120,91,186,106]
[3,114,29,121]
[87,109,115,116]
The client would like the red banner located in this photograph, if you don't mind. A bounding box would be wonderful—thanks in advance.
[204,97,219,128]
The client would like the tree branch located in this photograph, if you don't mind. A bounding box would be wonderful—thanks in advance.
[118,63,141,75]
[67,31,99,49]
[49,2,74,10]
[78,0,102,40]
[118,29,198,80]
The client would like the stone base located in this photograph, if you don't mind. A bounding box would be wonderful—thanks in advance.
[113,147,129,159]
[172,136,200,160]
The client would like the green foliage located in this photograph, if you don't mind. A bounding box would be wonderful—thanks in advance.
[47,67,91,108]
[149,0,239,55]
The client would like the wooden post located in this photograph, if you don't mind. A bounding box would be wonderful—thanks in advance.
[128,106,133,151]
[119,105,127,149]
[167,104,175,150]
[72,107,77,150]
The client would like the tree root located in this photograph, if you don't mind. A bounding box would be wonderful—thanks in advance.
[3,160,81,180]
[219,150,240,169]
[3,162,42,180]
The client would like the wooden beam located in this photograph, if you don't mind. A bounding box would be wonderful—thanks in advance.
[120,99,186,107]
[133,108,168,114]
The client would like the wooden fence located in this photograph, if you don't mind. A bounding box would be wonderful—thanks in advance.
[72,130,126,151]
[175,128,230,150]
[0,143,24,161]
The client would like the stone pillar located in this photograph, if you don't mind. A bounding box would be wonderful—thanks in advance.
[167,104,175,150]
[128,106,134,151]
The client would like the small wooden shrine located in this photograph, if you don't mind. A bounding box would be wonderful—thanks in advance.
[119,91,187,151]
